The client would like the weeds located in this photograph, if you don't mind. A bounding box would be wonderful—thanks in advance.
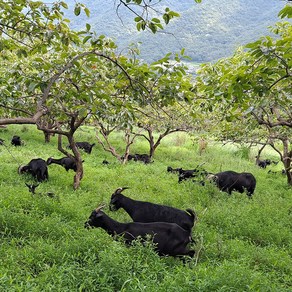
[0,125,291,291]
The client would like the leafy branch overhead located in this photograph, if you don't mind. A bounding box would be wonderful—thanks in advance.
[116,0,201,33]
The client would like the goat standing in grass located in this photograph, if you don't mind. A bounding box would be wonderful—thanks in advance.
[85,206,195,257]
[208,170,256,198]
[109,187,197,234]
[68,142,95,154]
[18,158,48,182]
[47,156,78,172]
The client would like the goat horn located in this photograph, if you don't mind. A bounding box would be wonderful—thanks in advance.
[114,187,129,195]
[95,203,106,212]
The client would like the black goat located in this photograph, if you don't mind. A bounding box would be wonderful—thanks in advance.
[69,142,95,154]
[18,158,48,182]
[167,166,182,173]
[109,187,196,233]
[47,156,77,172]
[85,206,195,257]
[177,166,208,183]
[208,170,256,198]
[25,183,56,199]
[256,159,271,169]
[128,153,151,164]
[11,135,22,146]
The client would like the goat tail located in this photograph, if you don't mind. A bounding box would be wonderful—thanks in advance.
[185,208,197,222]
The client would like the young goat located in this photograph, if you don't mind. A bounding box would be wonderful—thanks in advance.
[256,158,271,169]
[11,135,22,146]
[85,206,195,257]
[47,156,78,172]
[109,187,196,234]
[18,158,48,182]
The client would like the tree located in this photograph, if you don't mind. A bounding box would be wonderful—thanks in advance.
[0,1,196,188]
[195,18,292,184]
[0,1,136,188]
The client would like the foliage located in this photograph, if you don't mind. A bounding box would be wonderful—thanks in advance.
[65,0,285,63]
[195,19,292,184]
[0,125,291,290]
[115,0,201,34]
[0,1,196,188]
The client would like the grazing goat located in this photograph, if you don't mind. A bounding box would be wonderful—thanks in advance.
[85,206,195,257]
[256,159,271,169]
[47,156,77,172]
[69,142,95,154]
[128,153,151,164]
[25,183,57,199]
[208,170,256,198]
[109,187,196,233]
[11,135,22,146]
[18,158,48,182]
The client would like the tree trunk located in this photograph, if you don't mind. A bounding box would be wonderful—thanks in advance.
[43,131,51,143]
[283,150,292,186]
[58,133,84,190]
[73,163,83,190]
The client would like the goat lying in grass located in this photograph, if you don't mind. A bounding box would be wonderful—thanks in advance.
[167,165,208,183]
[18,158,48,182]
[47,156,78,172]
[109,187,197,234]
[85,205,195,257]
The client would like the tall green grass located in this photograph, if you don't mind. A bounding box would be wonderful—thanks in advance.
[0,125,291,291]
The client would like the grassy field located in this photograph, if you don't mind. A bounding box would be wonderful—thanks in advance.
[0,125,291,291]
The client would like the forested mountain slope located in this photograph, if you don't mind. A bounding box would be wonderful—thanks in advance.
[65,0,285,63]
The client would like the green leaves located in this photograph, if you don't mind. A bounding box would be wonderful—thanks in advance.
[278,5,292,19]
[74,5,81,16]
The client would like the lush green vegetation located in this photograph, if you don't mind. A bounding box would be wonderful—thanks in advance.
[0,125,291,291]
[65,0,285,63]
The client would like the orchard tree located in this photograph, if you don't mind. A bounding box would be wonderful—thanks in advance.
[92,48,198,161]
[0,1,140,188]
[0,1,197,187]
[195,16,292,184]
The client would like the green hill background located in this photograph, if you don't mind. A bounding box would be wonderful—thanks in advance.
[65,0,285,63]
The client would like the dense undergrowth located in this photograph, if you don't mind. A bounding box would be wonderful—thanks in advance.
[0,125,291,291]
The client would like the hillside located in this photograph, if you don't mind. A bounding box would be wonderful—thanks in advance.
[64,0,285,63]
